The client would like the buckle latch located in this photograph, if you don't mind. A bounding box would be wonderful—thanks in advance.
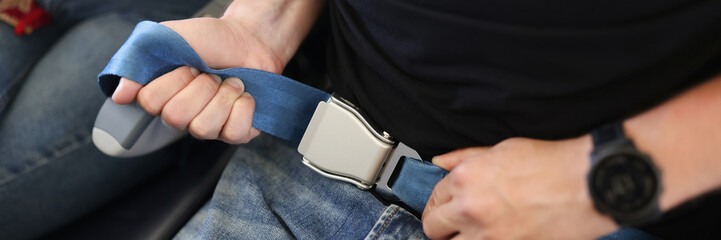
[298,95,419,200]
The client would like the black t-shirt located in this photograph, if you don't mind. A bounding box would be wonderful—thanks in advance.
[327,0,721,158]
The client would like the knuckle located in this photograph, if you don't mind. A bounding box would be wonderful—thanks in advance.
[236,94,256,110]
[170,66,195,83]
[450,166,471,187]
[231,99,249,115]
[137,89,162,115]
[216,87,240,106]
[458,195,484,219]
[220,127,250,144]
[188,120,217,139]
[221,131,243,144]
[160,107,189,130]
[237,137,251,144]
[249,128,261,139]
[198,74,221,93]
[240,132,255,143]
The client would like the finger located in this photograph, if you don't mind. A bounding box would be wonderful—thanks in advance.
[432,147,489,170]
[161,73,221,130]
[111,78,143,105]
[188,77,245,139]
[219,92,261,144]
[422,201,463,240]
[137,66,199,115]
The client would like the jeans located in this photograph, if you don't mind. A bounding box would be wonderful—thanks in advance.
[0,0,206,239]
[174,133,428,240]
[172,132,661,239]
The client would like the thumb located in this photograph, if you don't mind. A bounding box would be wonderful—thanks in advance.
[111,77,143,105]
[432,146,489,171]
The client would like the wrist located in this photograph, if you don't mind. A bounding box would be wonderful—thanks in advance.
[215,17,288,72]
[569,135,620,233]
[624,110,680,212]
[587,124,663,226]
[624,103,708,212]
[624,75,721,212]
[220,0,326,67]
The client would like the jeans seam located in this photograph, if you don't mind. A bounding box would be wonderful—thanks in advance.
[0,134,92,186]
[373,206,400,240]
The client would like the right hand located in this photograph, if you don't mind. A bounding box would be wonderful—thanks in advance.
[111,18,285,144]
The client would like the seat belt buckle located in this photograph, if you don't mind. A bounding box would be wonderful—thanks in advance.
[298,95,420,201]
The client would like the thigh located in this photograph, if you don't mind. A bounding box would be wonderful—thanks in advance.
[0,20,62,116]
[173,134,657,240]
[0,13,180,240]
[1,0,209,117]
[0,13,143,165]
[174,133,428,240]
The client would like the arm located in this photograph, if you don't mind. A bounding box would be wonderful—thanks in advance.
[162,0,326,73]
[422,73,721,239]
[627,73,721,211]
[219,0,326,70]
[112,0,326,143]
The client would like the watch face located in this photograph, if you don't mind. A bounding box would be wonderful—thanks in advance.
[591,154,658,213]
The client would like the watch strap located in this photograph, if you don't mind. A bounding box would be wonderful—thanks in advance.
[589,121,664,226]
[591,122,625,147]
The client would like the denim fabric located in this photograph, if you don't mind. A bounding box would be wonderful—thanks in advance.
[0,11,60,117]
[0,0,207,239]
[173,133,656,239]
[173,133,429,240]
[0,0,206,117]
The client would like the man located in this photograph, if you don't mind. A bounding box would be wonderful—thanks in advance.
[112,0,721,238]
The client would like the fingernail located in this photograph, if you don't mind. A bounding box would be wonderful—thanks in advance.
[189,67,200,77]
[431,156,443,166]
[113,79,124,92]
[209,74,222,83]
[242,92,252,98]
[227,77,244,90]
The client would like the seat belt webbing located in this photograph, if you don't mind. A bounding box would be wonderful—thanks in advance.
[98,21,330,143]
[97,21,447,215]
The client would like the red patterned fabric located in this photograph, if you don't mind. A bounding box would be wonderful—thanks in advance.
[0,0,51,35]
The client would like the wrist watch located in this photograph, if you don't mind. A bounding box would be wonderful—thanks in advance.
[588,122,663,226]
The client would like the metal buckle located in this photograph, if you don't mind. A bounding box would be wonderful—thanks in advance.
[298,95,420,199]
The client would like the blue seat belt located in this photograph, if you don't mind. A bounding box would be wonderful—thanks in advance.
[98,22,329,143]
[97,21,446,215]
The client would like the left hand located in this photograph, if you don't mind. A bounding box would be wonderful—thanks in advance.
[111,17,280,144]
[422,136,618,239]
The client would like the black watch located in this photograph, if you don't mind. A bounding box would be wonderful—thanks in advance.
[588,122,663,226]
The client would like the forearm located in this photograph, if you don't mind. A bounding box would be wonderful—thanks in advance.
[221,0,326,66]
[625,73,721,211]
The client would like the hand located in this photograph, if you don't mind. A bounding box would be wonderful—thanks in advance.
[111,17,284,144]
[422,136,618,239]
